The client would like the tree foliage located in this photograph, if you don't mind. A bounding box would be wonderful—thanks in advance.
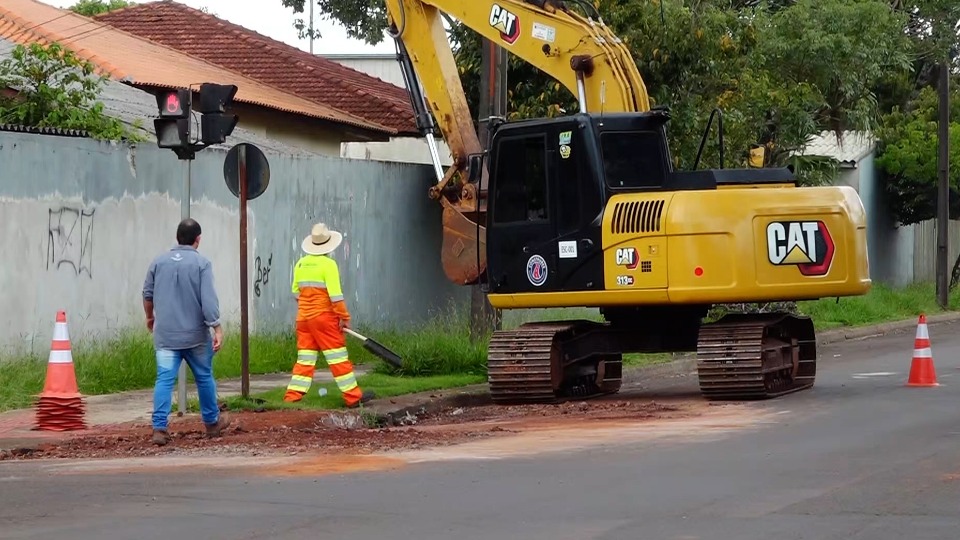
[872,0,960,225]
[68,0,132,17]
[876,84,960,225]
[0,42,143,141]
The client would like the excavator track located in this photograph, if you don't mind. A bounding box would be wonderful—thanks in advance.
[487,321,622,404]
[695,313,817,400]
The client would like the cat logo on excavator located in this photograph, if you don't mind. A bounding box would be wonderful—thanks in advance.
[489,4,520,44]
[765,220,835,276]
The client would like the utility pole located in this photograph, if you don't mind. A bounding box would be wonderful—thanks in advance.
[470,37,507,340]
[937,60,950,309]
[308,1,314,54]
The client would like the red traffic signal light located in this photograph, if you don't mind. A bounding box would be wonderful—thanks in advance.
[164,93,181,114]
[156,89,191,119]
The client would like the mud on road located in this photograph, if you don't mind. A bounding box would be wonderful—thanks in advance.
[0,394,723,463]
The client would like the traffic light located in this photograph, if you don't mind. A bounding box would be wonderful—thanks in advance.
[197,83,238,145]
[153,89,191,149]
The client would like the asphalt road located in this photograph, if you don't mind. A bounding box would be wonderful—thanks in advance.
[3,320,960,540]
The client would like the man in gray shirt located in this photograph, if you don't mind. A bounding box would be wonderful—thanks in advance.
[143,218,231,446]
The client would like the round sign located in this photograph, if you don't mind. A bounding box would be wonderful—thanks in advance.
[223,143,270,201]
[526,254,548,287]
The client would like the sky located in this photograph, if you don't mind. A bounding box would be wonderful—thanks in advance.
[38,0,394,55]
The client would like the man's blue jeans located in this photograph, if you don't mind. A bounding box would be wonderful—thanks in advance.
[152,337,220,430]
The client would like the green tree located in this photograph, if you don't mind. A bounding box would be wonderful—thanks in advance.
[68,0,132,17]
[874,0,960,224]
[876,84,960,226]
[0,42,144,141]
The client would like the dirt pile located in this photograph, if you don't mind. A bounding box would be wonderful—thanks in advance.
[0,395,708,462]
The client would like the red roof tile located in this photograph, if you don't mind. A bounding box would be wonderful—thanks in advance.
[95,0,420,135]
[0,0,395,137]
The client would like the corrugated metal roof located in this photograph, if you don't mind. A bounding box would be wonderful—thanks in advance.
[0,36,319,156]
[797,130,876,164]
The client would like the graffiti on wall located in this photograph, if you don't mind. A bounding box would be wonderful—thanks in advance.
[46,207,95,278]
[254,253,272,297]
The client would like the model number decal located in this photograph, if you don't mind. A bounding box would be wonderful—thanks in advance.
[490,4,520,44]
[616,275,634,286]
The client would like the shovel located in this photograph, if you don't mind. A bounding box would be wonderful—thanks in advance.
[344,328,403,369]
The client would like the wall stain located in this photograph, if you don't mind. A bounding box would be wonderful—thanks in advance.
[254,253,272,297]
[46,206,95,279]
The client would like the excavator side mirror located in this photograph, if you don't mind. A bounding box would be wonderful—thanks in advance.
[467,153,485,184]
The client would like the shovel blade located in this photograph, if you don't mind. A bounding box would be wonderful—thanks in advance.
[363,339,403,369]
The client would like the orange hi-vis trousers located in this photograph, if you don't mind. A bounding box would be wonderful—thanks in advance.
[283,313,363,406]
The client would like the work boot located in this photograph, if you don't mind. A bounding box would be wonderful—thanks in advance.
[204,411,233,438]
[151,429,170,446]
[346,391,376,409]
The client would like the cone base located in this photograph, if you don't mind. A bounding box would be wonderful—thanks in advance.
[33,395,87,432]
[907,358,938,387]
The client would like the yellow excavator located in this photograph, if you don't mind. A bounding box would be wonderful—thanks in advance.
[383,0,871,403]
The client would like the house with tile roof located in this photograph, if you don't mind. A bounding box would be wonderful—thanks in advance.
[93,0,453,167]
[0,0,398,156]
[0,34,320,156]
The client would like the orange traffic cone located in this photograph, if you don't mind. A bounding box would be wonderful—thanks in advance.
[33,311,87,431]
[907,313,939,387]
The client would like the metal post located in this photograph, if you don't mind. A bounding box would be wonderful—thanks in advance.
[308,1,314,55]
[239,145,250,398]
[937,61,950,309]
[177,159,190,415]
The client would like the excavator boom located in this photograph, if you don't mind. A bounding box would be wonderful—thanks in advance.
[385,0,652,284]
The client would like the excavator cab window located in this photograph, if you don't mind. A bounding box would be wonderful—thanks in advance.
[491,133,549,223]
[600,130,668,190]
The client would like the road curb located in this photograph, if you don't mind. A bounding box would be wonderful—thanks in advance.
[816,312,960,343]
[369,388,490,427]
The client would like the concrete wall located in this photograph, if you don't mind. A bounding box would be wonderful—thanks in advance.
[0,130,469,355]
[853,152,917,287]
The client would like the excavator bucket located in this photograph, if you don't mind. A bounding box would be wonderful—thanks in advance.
[440,202,486,285]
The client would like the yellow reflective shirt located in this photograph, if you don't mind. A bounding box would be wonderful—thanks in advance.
[291,254,350,322]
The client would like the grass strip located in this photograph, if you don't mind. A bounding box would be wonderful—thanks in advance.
[0,281,957,413]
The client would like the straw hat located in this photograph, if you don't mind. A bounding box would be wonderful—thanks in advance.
[301,223,343,256]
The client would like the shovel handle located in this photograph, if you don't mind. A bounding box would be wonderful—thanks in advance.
[343,328,366,341]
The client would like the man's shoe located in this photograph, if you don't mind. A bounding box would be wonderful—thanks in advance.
[152,429,170,446]
[346,391,376,409]
[204,411,232,438]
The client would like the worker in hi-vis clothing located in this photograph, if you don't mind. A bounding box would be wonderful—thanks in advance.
[283,223,375,407]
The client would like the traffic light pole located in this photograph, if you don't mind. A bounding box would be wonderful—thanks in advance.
[177,158,191,416]
[153,82,239,415]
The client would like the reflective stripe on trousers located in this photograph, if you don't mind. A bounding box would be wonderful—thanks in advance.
[284,315,364,406]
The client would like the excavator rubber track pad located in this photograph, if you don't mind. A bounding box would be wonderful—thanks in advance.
[487,322,577,404]
[695,313,816,401]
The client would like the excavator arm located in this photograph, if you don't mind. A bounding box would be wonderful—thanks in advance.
[384,0,652,284]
